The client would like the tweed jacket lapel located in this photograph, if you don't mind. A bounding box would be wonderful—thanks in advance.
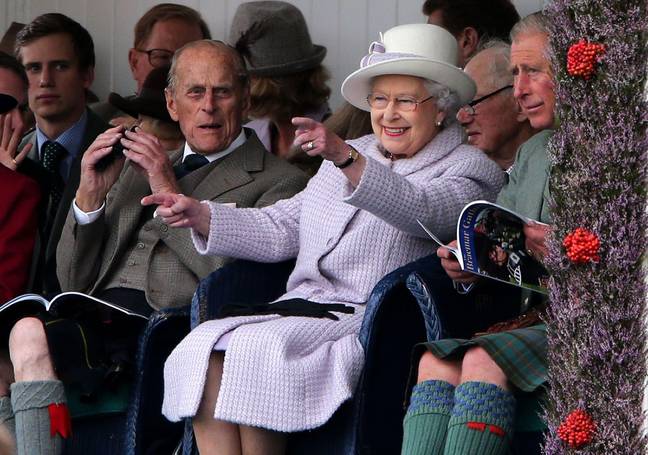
[185,132,264,202]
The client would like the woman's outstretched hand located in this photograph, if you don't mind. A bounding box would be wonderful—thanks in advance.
[141,193,211,237]
[292,117,366,186]
[292,117,348,163]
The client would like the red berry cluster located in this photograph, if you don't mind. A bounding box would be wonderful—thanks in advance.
[557,409,596,449]
[563,228,600,263]
[567,40,606,79]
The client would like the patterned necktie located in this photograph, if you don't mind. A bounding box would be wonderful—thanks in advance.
[175,153,210,179]
[41,141,67,213]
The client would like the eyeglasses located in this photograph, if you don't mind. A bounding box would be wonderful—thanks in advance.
[366,93,435,112]
[459,85,513,116]
[135,48,174,68]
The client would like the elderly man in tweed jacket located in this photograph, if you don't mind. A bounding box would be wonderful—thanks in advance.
[56,40,307,309]
[0,40,306,455]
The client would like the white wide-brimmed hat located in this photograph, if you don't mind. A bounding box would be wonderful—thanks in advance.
[341,23,476,111]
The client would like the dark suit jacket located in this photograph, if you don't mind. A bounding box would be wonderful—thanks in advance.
[18,108,110,294]
[57,129,308,310]
[0,166,41,302]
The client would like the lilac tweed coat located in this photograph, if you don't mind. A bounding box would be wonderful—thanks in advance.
[162,124,504,431]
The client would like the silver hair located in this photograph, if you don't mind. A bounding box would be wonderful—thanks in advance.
[422,79,460,128]
[476,39,513,90]
[166,39,248,94]
[510,11,550,42]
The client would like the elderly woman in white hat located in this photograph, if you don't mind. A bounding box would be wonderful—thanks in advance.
[143,23,504,454]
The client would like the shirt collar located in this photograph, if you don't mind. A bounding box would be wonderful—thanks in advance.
[182,129,246,163]
[36,109,88,158]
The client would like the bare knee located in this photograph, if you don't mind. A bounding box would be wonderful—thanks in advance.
[8,318,56,382]
[460,346,508,390]
[416,351,461,386]
[196,352,225,421]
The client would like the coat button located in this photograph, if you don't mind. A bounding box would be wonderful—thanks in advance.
[137,242,145,249]
[160,224,168,232]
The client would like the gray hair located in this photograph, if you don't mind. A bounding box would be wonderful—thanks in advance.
[166,39,249,94]
[476,39,513,89]
[422,79,460,127]
[510,11,549,42]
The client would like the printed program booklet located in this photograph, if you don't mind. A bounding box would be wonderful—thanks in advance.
[418,200,549,294]
[0,291,150,327]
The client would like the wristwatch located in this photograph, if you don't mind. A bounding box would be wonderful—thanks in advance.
[334,145,359,169]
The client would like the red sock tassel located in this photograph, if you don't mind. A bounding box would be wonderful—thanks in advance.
[466,422,487,432]
[48,403,72,439]
[466,422,507,438]
[489,424,506,437]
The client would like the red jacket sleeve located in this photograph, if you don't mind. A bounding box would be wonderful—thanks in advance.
[0,166,41,302]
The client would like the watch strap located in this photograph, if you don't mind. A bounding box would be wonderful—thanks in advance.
[334,145,359,169]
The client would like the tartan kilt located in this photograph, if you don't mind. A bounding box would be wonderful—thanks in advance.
[419,324,547,392]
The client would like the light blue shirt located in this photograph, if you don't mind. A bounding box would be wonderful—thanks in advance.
[36,109,88,182]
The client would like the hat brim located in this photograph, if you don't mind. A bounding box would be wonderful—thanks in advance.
[0,94,17,114]
[108,92,174,123]
[341,57,476,111]
[248,44,327,77]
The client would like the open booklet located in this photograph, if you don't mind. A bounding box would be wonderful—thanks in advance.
[418,200,549,294]
[0,291,150,328]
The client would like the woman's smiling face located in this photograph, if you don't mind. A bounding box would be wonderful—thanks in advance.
[369,74,444,159]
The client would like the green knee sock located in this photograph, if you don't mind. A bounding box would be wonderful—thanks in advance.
[443,381,515,455]
[0,395,15,452]
[11,380,69,455]
[401,380,455,455]
[0,395,15,436]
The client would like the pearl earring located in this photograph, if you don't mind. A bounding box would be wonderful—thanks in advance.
[435,120,442,127]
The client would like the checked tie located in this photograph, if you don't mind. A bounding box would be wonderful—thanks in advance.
[41,140,67,215]
[175,153,209,179]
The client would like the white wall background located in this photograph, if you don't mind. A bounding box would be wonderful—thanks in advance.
[2,0,544,109]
